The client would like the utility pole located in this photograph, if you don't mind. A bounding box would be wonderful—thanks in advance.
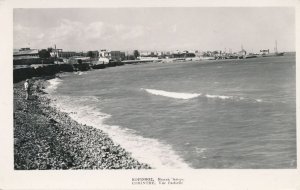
[275,40,278,53]
[54,44,57,64]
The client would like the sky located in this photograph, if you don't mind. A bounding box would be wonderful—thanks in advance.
[13,8,295,52]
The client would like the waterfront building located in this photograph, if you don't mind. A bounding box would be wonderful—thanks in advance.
[111,51,126,61]
[98,57,110,64]
[50,48,62,58]
[124,51,136,60]
[13,48,39,59]
[48,45,63,58]
[140,51,151,56]
[100,49,111,59]
[170,51,196,58]
[57,51,77,58]
[83,50,99,58]
[260,49,270,55]
[100,50,125,61]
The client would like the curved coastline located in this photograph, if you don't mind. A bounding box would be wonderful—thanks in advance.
[13,77,151,169]
[13,60,195,170]
[46,77,191,169]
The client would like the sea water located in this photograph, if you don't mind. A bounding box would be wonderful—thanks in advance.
[46,55,296,169]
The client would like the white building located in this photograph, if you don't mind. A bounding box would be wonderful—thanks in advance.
[99,49,111,59]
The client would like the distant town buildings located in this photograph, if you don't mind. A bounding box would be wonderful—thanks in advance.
[13,48,39,59]
[99,49,126,61]
[98,49,108,57]
[85,51,99,58]
[13,41,285,67]
[110,51,126,61]
[49,48,62,58]
[260,49,270,55]
[57,51,77,58]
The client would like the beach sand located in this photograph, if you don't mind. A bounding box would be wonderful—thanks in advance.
[13,78,151,169]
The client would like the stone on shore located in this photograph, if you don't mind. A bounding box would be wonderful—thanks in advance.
[13,78,151,170]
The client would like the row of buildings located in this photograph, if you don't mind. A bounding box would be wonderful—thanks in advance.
[13,46,282,64]
[49,49,126,61]
[13,48,39,59]
[13,48,198,62]
[13,48,127,64]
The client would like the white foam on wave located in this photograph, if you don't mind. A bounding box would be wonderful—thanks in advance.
[45,83,190,169]
[205,94,257,102]
[50,95,190,169]
[205,94,265,103]
[205,94,232,100]
[44,77,63,94]
[77,71,87,75]
[143,88,201,100]
[142,88,264,103]
[195,147,207,158]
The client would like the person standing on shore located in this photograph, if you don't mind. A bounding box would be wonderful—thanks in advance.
[24,79,30,100]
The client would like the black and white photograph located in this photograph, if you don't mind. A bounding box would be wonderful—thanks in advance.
[0,0,299,189]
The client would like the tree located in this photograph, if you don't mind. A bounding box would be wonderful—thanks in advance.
[213,50,219,55]
[87,51,94,58]
[127,55,135,60]
[86,51,99,58]
[38,49,51,58]
[133,50,140,59]
[47,47,53,52]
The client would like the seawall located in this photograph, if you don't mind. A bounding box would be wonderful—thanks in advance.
[13,59,136,83]
[13,57,55,65]
[14,63,100,83]
[14,64,72,83]
[13,58,156,83]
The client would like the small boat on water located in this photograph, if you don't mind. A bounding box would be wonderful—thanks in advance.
[275,52,284,56]
[261,40,284,57]
[200,56,215,60]
[274,40,284,56]
[262,52,284,57]
[245,53,258,59]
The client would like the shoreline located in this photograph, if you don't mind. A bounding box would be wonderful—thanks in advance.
[45,76,191,169]
[13,54,293,83]
[13,77,151,169]
[13,55,294,170]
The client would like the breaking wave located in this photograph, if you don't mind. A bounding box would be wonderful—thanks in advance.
[205,94,233,100]
[205,94,263,102]
[44,77,63,94]
[143,88,263,102]
[142,88,201,100]
[45,80,191,169]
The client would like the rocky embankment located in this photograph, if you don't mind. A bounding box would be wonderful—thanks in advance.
[14,78,151,169]
[13,61,125,83]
